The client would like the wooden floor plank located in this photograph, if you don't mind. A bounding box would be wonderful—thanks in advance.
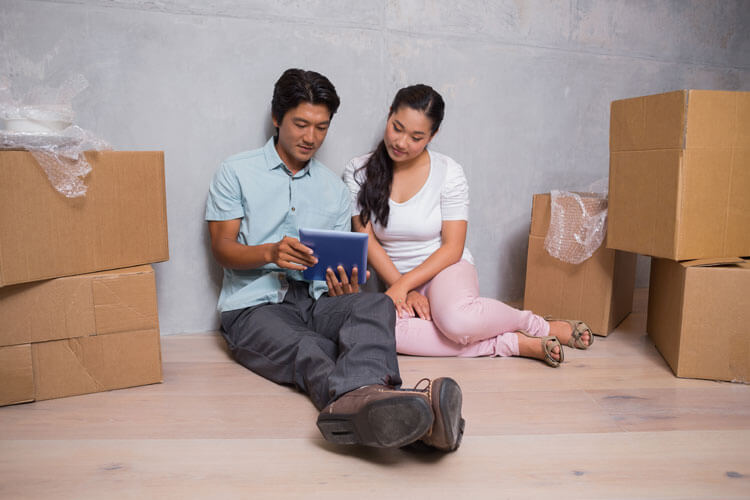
[2,289,750,498]
[2,432,749,499]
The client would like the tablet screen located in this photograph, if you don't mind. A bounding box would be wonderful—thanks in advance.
[299,228,368,284]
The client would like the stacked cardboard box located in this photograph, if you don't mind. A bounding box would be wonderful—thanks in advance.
[0,266,164,406]
[607,90,750,383]
[0,151,169,405]
[523,193,636,336]
[646,258,749,382]
[0,151,169,286]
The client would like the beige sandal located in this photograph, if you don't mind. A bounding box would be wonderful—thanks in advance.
[517,330,564,368]
[545,318,593,350]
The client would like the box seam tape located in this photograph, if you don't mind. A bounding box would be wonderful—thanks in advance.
[722,148,735,255]
[675,269,689,369]
[674,151,686,259]
[680,90,691,149]
[66,337,105,391]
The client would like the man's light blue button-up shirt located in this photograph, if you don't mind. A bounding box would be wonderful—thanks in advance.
[205,138,352,312]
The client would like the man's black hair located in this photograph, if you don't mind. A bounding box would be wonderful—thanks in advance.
[271,69,340,131]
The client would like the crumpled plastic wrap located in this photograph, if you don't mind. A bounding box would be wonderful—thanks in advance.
[0,74,110,198]
[543,179,609,265]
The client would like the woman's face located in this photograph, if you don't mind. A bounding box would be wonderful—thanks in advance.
[383,106,434,164]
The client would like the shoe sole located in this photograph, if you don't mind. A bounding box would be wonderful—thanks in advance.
[434,378,465,451]
[317,395,433,448]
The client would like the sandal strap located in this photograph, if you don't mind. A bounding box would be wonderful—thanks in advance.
[515,330,563,367]
[540,336,563,367]
[544,317,593,350]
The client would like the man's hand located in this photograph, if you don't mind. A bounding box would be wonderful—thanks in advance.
[268,236,318,270]
[326,266,370,296]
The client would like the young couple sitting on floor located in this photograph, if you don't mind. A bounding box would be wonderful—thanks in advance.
[206,68,592,454]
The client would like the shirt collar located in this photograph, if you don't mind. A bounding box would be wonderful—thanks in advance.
[263,137,314,178]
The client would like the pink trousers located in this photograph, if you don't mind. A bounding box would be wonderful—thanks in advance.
[395,260,550,357]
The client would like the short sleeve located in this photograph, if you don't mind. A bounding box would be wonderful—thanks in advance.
[205,162,246,221]
[332,180,353,232]
[342,155,368,217]
[440,158,469,221]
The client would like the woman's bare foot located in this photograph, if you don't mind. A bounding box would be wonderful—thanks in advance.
[516,332,562,365]
[548,321,591,348]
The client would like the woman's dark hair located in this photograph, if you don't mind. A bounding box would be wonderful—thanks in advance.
[271,69,340,134]
[357,84,444,227]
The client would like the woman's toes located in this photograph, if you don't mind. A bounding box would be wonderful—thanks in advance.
[584,330,593,346]
[548,341,561,361]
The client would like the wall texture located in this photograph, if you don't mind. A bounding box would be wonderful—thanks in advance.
[2,0,749,334]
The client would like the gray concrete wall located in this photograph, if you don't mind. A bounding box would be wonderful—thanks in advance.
[2,0,749,334]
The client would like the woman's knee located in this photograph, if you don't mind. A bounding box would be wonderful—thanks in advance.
[431,297,500,345]
[432,302,484,345]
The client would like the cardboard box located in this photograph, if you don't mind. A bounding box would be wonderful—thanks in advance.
[608,90,750,260]
[647,257,750,383]
[0,344,34,405]
[523,193,637,336]
[0,265,162,406]
[0,151,169,287]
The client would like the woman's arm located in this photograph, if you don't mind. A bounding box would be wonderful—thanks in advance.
[354,215,467,318]
[388,219,467,297]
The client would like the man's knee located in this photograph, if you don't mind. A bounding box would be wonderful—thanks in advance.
[358,292,396,324]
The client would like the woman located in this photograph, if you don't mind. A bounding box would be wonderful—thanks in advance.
[340,84,592,367]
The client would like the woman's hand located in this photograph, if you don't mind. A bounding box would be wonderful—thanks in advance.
[406,290,431,321]
[385,284,411,318]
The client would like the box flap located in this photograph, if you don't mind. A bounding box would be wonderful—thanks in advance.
[92,266,158,334]
[0,344,35,406]
[530,192,608,239]
[0,265,156,347]
[32,328,162,401]
[610,90,687,152]
[680,257,745,268]
[679,148,750,259]
[0,275,95,347]
[685,90,750,149]
[607,150,682,259]
[647,258,688,374]
[530,194,551,236]
[609,251,637,330]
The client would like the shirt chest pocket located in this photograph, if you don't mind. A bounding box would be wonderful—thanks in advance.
[295,203,341,230]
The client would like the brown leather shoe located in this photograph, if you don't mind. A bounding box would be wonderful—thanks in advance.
[418,377,465,452]
[317,384,434,448]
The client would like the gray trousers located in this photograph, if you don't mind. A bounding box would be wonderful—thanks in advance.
[220,280,401,410]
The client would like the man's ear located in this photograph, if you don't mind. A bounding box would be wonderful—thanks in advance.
[271,113,279,129]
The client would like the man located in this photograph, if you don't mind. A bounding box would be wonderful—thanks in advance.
[206,68,464,451]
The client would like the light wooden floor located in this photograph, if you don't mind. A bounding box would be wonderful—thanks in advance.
[2,290,749,499]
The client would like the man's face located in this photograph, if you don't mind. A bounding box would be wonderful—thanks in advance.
[273,102,331,173]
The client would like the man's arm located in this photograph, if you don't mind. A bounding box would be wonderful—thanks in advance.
[208,219,317,270]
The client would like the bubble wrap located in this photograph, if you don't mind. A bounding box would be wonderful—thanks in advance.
[544,182,608,265]
[0,74,110,198]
